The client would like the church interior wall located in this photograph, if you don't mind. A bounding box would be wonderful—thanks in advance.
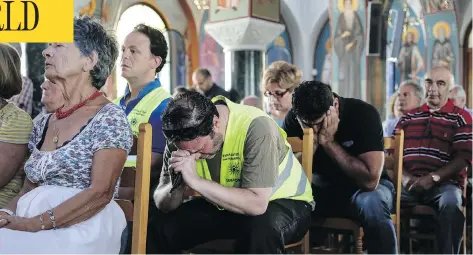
[457,0,472,46]
[16,0,473,118]
[111,0,189,34]
[281,0,330,81]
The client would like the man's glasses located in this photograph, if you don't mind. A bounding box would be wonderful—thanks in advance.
[298,117,324,130]
[264,89,290,98]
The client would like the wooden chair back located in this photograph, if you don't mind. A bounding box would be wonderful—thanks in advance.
[115,123,152,254]
[308,130,404,254]
[285,128,314,254]
[287,128,314,183]
[384,129,404,252]
[119,136,138,189]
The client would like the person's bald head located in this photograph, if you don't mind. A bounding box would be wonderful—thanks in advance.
[192,68,213,92]
[424,67,454,109]
[425,66,454,89]
[241,95,262,109]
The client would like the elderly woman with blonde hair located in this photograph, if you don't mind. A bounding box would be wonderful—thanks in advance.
[382,92,401,136]
[262,61,302,126]
[0,16,133,253]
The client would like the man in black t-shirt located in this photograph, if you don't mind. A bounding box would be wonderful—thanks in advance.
[192,68,231,99]
[283,81,397,254]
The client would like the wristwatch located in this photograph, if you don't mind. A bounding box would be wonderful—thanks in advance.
[0,208,15,216]
[431,173,441,183]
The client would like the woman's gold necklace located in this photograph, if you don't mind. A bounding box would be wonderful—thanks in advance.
[51,94,86,149]
[52,125,60,148]
[51,91,100,149]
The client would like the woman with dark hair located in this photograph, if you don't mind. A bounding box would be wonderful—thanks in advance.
[0,17,133,253]
[0,44,33,209]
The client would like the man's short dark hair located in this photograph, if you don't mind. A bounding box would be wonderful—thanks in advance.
[292,81,334,122]
[194,68,212,79]
[133,23,167,74]
[162,90,219,142]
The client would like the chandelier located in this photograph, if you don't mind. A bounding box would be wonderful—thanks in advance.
[193,0,210,10]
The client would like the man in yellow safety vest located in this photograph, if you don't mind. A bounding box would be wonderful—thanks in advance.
[148,91,314,253]
[114,24,171,254]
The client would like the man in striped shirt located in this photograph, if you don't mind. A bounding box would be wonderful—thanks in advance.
[395,66,472,254]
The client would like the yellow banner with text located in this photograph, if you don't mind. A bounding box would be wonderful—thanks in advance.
[0,0,73,42]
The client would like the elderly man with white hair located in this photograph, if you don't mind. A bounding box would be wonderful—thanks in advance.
[449,85,472,115]
[383,80,424,136]
[394,66,472,254]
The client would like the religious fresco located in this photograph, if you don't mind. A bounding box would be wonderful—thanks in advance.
[210,0,248,22]
[421,0,454,14]
[266,28,292,66]
[386,0,426,92]
[424,11,459,82]
[314,21,332,84]
[167,30,187,88]
[199,10,226,87]
[330,0,367,100]
[217,0,241,8]
[397,27,425,82]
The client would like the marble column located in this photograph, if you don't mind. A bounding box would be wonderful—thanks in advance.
[225,50,263,98]
[205,17,284,101]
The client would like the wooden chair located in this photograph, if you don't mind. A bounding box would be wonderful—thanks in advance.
[285,128,314,254]
[310,130,404,254]
[115,123,152,254]
[385,129,404,253]
[402,176,468,254]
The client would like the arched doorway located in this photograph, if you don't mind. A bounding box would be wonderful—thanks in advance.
[115,3,171,98]
[199,10,225,88]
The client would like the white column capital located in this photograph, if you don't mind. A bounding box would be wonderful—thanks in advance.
[204,17,285,51]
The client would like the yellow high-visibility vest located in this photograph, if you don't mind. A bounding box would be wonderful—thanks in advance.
[196,96,313,209]
[114,86,171,167]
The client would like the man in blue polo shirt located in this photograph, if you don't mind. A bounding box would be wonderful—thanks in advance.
[115,23,172,253]
[115,23,171,192]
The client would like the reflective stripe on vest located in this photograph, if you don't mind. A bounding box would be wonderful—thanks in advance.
[114,87,171,167]
[271,147,309,197]
[196,96,314,209]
